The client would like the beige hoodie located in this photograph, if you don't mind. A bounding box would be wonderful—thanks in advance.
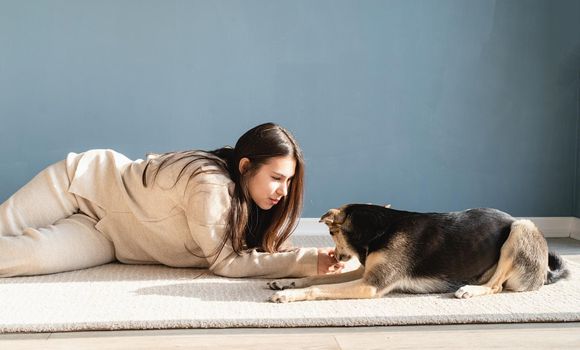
[65,149,318,278]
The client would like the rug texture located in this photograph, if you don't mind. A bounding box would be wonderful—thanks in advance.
[1,236,579,333]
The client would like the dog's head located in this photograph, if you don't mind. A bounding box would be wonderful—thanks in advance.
[319,204,393,263]
[319,207,355,262]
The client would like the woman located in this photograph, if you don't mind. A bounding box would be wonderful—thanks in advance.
[0,123,341,278]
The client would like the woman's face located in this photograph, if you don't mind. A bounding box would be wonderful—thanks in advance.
[244,156,296,210]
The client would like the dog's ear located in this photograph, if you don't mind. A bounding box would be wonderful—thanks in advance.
[385,204,391,208]
[319,208,346,226]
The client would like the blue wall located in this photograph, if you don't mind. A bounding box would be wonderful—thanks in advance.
[555,1,580,218]
[0,0,578,217]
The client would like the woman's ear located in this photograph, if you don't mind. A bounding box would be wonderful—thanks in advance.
[238,157,250,174]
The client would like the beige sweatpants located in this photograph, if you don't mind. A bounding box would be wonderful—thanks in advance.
[0,160,115,277]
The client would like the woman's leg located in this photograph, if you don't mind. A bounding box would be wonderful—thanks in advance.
[0,214,115,277]
[0,159,115,276]
[0,160,79,236]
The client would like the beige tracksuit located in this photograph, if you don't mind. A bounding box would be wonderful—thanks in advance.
[0,149,318,278]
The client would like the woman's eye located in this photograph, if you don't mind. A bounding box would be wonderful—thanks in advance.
[272,177,282,181]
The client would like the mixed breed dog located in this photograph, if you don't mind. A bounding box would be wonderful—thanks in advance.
[267,204,570,303]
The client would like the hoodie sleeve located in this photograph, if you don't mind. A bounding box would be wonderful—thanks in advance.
[184,181,318,278]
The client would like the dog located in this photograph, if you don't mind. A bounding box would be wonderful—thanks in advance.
[268,204,569,303]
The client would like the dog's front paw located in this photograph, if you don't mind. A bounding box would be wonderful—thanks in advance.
[269,290,303,303]
[269,291,291,303]
[267,279,298,290]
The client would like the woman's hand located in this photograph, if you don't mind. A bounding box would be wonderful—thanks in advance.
[317,247,345,275]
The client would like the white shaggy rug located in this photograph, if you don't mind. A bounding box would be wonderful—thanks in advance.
[1,236,579,333]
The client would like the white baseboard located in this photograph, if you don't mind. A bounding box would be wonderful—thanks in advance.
[571,217,580,240]
[295,217,580,240]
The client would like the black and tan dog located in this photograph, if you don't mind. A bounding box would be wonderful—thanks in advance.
[268,204,569,303]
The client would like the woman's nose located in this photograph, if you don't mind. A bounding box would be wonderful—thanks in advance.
[276,183,288,196]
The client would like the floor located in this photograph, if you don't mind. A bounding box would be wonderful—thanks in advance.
[1,238,579,350]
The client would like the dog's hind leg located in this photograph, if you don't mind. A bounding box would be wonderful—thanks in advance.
[455,220,547,298]
[503,220,548,292]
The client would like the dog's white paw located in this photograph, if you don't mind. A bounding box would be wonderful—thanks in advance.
[455,285,489,299]
[267,279,298,290]
[270,291,292,303]
[269,290,304,303]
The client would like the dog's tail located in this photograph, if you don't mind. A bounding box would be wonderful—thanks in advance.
[546,252,570,284]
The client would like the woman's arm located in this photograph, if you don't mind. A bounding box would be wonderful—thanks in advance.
[210,247,319,278]
[185,181,319,278]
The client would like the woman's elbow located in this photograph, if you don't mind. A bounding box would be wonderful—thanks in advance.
[209,261,247,278]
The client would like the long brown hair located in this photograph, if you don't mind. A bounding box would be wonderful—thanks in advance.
[142,122,305,256]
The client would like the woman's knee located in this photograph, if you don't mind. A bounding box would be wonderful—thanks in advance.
[0,234,49,277]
